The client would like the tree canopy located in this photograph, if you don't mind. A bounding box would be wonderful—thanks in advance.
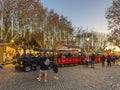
[0,0,107,51]
[106,0,120,48]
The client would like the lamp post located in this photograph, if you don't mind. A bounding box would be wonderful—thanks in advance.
[11,39,14,43]
[86,37,90,52]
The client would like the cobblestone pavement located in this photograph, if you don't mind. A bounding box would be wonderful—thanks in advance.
[0,64,120,90]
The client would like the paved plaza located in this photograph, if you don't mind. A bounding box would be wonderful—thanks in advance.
[0,64,120,90]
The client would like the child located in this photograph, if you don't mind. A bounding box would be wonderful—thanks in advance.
[85,55,90,67]
[52,61,59,79]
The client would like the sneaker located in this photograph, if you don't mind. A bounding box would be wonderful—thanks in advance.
[44,80,47,82]
[38,78,41,81]
[53,77,56,79]
[56,77,59,80]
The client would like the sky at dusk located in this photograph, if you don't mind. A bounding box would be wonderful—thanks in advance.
[40,0,112,33]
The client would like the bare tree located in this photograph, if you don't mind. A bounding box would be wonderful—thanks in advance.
[106,0,120,48]
[0,0,75,49]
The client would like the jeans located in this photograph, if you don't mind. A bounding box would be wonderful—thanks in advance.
[107,60,111,67]
[36,66,40,78]
[91,60,95,68]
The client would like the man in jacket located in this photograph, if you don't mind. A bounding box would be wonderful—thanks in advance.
[35,53,41,79]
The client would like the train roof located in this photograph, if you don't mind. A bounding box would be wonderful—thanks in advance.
[34,48,53,52]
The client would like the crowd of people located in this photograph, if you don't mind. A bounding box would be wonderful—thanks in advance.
[34,51,120,83]
[84,53,120,68]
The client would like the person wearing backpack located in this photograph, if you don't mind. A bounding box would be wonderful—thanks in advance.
[37,54,50,82]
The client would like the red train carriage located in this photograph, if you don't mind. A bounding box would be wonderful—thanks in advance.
[54,50,80,66]
[34,48,80,66]
[34,48,101,67]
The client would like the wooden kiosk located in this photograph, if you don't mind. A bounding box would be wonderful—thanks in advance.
[0,43,16,64]
[0,43,7,64]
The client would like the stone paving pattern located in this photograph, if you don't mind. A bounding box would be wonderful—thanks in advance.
[0,64,120,90]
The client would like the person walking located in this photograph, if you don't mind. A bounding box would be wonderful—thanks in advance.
[90,53,95,68]
[35,53,41,79]
[106,53,112,67]
[100,54,106,67]
[0,63,3,68]
[3,51,7,63]
[52,61,59,79]
[37,54,50,82]
[111,55,116,65]
[85,55,90,68]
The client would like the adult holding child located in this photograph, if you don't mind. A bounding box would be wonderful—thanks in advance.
[37,53,50,82]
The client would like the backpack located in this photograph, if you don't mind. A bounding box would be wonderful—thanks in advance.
[44,58,50,65]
